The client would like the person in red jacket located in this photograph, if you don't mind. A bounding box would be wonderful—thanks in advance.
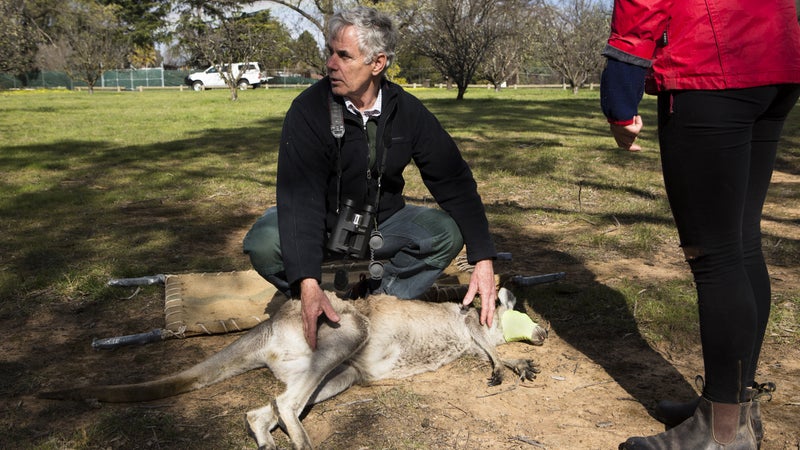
[601,0,800,448]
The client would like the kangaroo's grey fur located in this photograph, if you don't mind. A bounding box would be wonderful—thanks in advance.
[39,288,546,449]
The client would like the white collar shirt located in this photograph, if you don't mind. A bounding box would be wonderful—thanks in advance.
[345,89,383,125]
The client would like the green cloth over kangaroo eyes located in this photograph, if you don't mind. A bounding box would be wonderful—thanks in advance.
[502,309,539,343]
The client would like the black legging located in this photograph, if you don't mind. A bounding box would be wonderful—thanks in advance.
[657,85,800,404]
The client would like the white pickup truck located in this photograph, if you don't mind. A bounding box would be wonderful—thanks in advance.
[185,62,270,91]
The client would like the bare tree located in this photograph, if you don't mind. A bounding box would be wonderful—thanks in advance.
[37,0,129,94]
[176,7,292,100]
[206,21,260,100]
[256,0,338,36]
[479,0,539,91]
[406,0,510,99]
[173,0,251,68]
[257,0,426,35]
[533,0,608,94]
[252,0,429,81]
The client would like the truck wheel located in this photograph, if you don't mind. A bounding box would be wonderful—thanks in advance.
[192,81,204,91]
[237,80,250,90]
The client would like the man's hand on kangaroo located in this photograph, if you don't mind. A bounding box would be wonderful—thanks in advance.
[299,278,340,350]
[462,259,497,326]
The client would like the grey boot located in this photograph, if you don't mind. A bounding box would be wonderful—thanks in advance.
[654,381,774,447]
[619,396,756,450]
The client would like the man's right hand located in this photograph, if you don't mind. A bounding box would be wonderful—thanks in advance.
[299,278,341,350]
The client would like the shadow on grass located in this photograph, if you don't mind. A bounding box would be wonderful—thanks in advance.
[0,117,284,312]
[484,201,698,422]
[423,96,615,143]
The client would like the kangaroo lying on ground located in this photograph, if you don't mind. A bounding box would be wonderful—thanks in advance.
[40,287,547,449]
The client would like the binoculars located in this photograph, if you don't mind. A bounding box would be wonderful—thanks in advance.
[327,198,384,260]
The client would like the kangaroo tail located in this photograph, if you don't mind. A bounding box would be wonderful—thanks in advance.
[39,327,270,403]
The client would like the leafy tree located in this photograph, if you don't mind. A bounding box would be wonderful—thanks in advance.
[37,0,130,94]
[15,0,60,43]
[128,43,161,68]
[173,0,245,21]
[289,30,325,75]
[533,0,608,94]
[244,10,294,70]
[0,0,39,78]
[98,0,171,66]
[100,0,170,46]
[371,0,426,31]
[395,51,441,85]
[405,0,511,99]
[0,0,67,84]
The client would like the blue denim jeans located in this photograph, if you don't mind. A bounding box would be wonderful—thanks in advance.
[242,204,464,299]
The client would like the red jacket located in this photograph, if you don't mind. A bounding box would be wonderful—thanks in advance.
[606,0,800,94]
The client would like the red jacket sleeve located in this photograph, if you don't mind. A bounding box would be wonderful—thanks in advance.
[607,0,672,60]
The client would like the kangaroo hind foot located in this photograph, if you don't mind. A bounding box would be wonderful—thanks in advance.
[247,304,369,449]
[503,358,541,381]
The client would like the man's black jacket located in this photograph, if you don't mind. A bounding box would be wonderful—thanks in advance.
[276,77,496,286]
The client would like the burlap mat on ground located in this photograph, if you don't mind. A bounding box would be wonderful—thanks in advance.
[161,260,475,337]
[164,270,278,336]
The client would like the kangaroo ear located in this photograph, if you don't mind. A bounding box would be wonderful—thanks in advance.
[498,287,517,310]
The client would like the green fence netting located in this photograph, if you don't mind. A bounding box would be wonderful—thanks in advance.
[1,68,192,90]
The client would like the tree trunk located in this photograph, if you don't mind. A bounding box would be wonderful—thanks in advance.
[456,83,467,100]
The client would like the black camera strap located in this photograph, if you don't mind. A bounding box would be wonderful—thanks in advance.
[329,91,345,214]
[372,109,393,222]
[329,90,390,217]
